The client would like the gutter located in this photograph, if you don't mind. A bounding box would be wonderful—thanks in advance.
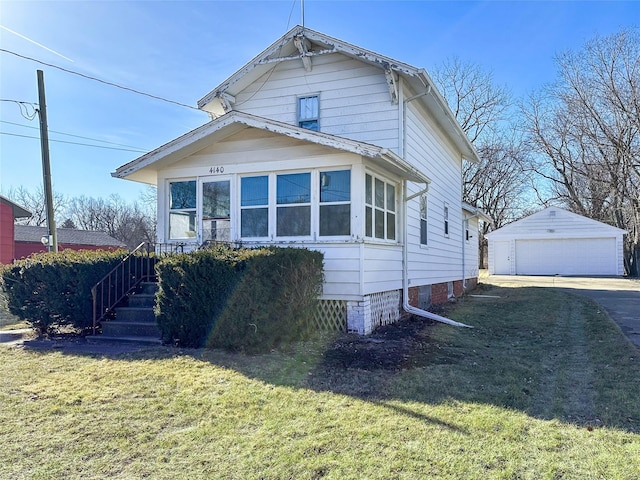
[401,179,473,328]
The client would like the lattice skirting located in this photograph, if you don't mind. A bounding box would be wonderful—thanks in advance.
[369,290,401,331]
[313,299,347,332]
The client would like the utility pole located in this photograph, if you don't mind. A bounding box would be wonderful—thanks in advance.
[36,69,57,252]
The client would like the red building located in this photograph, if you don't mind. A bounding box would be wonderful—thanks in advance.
[0,195,32,264]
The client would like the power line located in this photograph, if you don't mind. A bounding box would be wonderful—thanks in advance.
[0,99,38,120]
[0,131,147,153]
[0,48,202,112]
[0,119,148,151]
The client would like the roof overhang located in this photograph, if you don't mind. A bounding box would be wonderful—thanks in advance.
[112,111,431,185]
[196,25,479,164]
[0,195,32,219]
[462,202,493,225]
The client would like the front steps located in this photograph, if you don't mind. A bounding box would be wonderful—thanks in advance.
[90,281,162,345]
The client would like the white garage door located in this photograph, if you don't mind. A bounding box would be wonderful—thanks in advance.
[515,238,617,275]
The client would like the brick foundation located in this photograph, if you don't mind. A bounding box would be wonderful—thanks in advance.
[430,282,449,304]
[453,280,464,297]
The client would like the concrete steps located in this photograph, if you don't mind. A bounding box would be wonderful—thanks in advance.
[93,282,161,345]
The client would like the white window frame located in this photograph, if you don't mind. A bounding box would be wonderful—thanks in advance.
[444,203,450,238]
[237,167,352,241]
[420,194,428,246]
[364,171,398,243]
[298,95,319,131]
[167,178,197,240]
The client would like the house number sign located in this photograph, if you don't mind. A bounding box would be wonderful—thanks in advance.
[208,166,225,174]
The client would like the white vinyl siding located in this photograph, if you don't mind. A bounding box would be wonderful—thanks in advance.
[403,100,466,286]
[232,54,400,151]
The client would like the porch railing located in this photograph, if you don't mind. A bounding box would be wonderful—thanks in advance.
[91,242,156,334]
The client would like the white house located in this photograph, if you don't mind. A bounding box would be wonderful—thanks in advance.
[486,207,626,276]
[113,26,483,334]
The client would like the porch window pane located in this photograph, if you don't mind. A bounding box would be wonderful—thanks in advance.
[277,206,311,236]
[320,205,350,236]
[241,208,268,237]
[169,211,196,239]
[386,184,395,212]
[170,181,196,209]
[365,174,372,204]
[241,176,268,207]
[375,209,385,239]
[375,178,384,208]
[203,181,230,219]
[277,173,310,204]
[365,206,372,237]
[387,212,396,240]
[320,170,350,202]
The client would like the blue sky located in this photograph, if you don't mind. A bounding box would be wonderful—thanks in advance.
[0,0,636,205]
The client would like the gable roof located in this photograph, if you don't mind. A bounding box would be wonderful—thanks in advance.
[197,25,478,163]
[486,207,627,239]
[0,195,32,219]
[112,110,431,185]
[15,225,125,247]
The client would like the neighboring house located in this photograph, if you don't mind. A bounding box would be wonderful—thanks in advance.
[0,195,32,264]
[113,26,483,334]
[486,207,626,276]
[14,225,125,260]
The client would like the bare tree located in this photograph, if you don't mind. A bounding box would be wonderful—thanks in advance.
[433,58,533,266]
[6,185,67,226]
[66,193,156,250]
[522,28,640,274]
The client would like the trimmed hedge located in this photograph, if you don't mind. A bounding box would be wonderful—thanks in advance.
[0,249,128,334]
[155,245,324,352]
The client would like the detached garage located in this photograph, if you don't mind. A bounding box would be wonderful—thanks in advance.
[486,207,626,276]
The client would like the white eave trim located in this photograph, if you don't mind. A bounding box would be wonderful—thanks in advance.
[112,111,430,184]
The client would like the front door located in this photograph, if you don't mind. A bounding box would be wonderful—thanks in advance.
[199,178,231,244]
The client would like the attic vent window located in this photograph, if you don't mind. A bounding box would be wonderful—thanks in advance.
[298,95,319,131]
[549,210,556,216]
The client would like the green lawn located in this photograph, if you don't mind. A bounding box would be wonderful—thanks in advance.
[1,282,639,479]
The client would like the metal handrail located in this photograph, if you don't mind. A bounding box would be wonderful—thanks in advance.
[91,242,156,334]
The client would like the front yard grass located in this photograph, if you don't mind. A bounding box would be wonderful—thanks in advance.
[1,282,639,479]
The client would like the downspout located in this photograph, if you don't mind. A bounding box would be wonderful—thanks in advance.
[402,179,472,328]
[400,86,471,328]
[462,212,479,290]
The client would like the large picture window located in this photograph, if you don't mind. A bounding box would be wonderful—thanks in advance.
[365,173,396,241]
[277,172,311,237]
[169,180,196,239]
[319,170,351,236]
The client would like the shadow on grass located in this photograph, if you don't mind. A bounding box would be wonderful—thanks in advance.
[13,283,640,434]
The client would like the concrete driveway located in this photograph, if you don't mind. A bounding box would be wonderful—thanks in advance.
[485,275,640,349]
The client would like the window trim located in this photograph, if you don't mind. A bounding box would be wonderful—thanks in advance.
[364,171,398,243]
[420,194,428,246]
[444,203,450,237]
[297,94,320,131]
[167,179,197,240]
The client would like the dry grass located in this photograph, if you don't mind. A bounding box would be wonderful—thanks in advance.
[1,283,639,479]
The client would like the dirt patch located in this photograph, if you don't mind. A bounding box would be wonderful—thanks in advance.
[318,311,452,371]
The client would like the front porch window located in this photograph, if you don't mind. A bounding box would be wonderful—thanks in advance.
[169,180,196,239]
[241,175,269,238]
[365,173,397,241]
[319,169,351,236]
[277,172,311,237]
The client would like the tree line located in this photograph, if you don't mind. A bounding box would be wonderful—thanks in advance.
[7,185,156,251]
[433,28,639,275]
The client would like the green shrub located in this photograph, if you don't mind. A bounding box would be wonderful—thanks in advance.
[155,245,323,352]
[0,250,128,334]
